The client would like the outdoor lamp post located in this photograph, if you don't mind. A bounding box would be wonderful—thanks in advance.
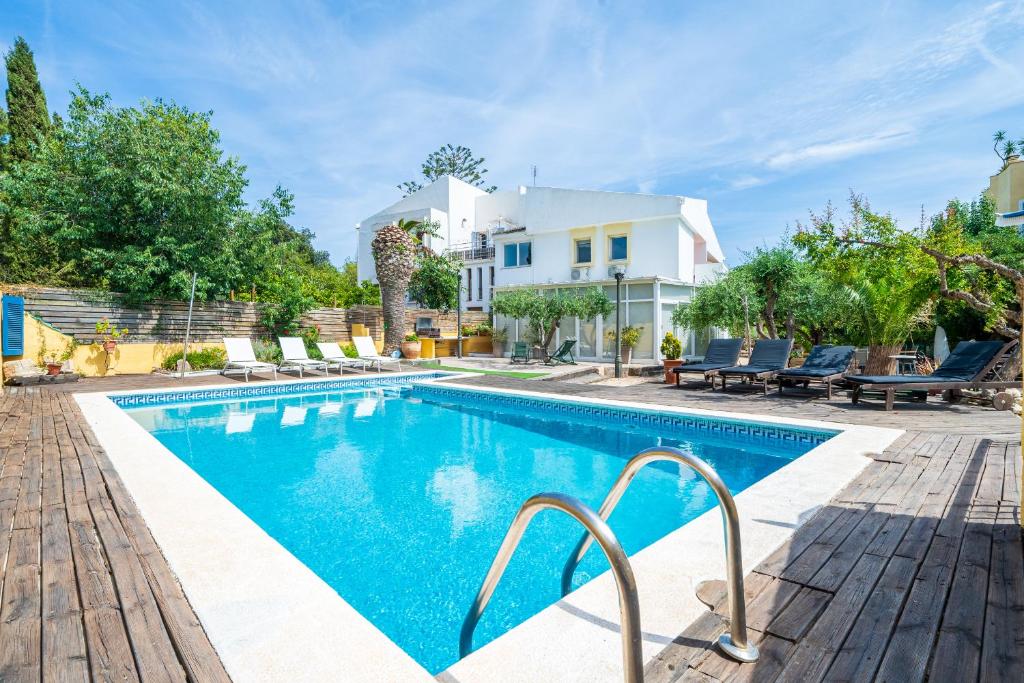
[613,267,625,378]
[456,271,463,359]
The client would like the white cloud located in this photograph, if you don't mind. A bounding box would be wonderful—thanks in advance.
[764,129,914,170]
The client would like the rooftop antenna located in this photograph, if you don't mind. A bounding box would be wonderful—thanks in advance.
[531,165,537,186]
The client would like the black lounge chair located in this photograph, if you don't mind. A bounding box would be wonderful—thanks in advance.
[777,345,856,399]
[846,339,1019,410]
[671,338,743,387]
[715,338,795,395]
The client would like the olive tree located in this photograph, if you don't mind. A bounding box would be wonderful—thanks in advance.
[492,287,612,348]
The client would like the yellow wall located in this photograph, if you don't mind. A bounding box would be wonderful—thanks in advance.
[987,157,1024,214]
[7,314,221,378]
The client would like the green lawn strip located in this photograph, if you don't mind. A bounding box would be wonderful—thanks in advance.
[419,362,548,379]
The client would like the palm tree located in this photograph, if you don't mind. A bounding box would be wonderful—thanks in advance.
[372,223,417,353]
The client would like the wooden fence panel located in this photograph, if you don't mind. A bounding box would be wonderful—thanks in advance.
[3,285,491,344]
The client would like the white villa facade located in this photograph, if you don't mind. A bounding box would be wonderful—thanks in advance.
[356,176,727,362]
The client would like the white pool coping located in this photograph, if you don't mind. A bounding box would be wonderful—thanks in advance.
[76,372,902,683]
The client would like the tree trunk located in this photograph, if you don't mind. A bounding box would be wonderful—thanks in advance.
[864,344,902,375]
[764,295,779,338]
[380,282,407,353]
[784,312,795,340]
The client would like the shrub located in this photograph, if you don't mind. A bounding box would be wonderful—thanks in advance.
[253,339,282,364]
[161,346,227,371]
[340,343,358,358]
[660,332,682,360]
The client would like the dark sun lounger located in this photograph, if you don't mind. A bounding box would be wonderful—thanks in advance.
[777,345,856,399]
[845,340,1019,410]
[671,338,743,387]
[715,338,795,395]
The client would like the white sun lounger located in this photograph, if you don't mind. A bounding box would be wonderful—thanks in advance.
[279,337,329,377]
[353,336,402,372]
[316,342,369,374]
[223,338,278,382]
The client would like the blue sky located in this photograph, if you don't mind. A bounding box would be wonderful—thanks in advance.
[3,1,1023,265]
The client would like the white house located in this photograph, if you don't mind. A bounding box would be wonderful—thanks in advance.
[356,176,727,361]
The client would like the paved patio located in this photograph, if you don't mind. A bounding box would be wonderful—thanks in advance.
[0,371,1020,681]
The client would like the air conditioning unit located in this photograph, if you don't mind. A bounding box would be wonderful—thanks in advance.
[571,267,591,281]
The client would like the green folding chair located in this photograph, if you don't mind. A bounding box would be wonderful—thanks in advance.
[510,341,531,364]
[545,338,577,365]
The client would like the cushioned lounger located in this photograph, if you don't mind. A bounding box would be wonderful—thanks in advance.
[715,338,794,395]
[845,340,1017,410]
[777,345,856,399]
[671,338,743,387]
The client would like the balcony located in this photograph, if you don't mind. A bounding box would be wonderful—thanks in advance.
[694,262,726,285]
[446,244,495,262]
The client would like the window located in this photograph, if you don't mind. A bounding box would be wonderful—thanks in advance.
[503,241,532,267]
[574,238,592,264]
[466,268,472,301]
[609,235,628,261]
[489,266,494,285]
[477,267,483,299]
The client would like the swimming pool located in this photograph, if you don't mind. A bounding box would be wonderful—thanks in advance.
[115,376,835,674]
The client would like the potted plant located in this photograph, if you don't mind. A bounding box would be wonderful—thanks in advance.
[660,332,683,383]
[401,333,422,359]
[606,325,643,365]
[96,318,129,352]
[491,327,508,357]
[475,323,493,337]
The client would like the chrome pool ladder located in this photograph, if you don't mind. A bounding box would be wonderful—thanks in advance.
[459,446,759,683]
[459,492,644,682]
[560,446,759,664]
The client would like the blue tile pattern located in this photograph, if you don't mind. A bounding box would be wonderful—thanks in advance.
[110,372,452,407]
[413,384,837,447]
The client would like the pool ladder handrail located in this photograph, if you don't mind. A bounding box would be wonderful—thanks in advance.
[459,492,644,683]
[560,446,759,664]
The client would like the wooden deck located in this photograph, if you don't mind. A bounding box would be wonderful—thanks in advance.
[1,371,1021,682]
[0,386,231,682]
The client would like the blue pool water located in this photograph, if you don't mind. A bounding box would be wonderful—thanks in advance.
[122,380,833,673]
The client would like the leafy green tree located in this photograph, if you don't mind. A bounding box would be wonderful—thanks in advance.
[408,251,463,311]
[492,288,613,348]
[2,87,247,301]
[4,37,49,162]
[399,144,497,196]
[794,194,936,374]
[925,196,1022,342]
[672,269,757,339]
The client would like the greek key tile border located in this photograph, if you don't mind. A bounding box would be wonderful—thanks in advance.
[111,372,452,408]
[413,384,836,447]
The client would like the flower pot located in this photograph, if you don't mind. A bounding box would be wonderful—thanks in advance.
[46,363,62,376]
[662,359,683,383]
[491,341,506,357]
[103,340,117,353]
[400,341,422,359]
[621,346,633,365]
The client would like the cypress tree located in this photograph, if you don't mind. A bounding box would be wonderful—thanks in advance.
[4,36,49,161]
[0,105,8,171]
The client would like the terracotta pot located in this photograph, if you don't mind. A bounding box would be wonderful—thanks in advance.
[662,359,683,383]
[400,341,422,359]
[491,341,506,357]
[103,340,117,353]
[621,345,633,365]
[46,363,62,376]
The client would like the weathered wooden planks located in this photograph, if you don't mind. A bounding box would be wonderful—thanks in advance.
[0,387,230,682]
